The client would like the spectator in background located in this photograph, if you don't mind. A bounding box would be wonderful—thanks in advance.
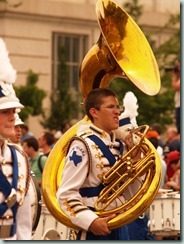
[38,131,55,156]
[165,60,180,133]
[150,123,164,149]
[20,124,33,143]
[52,121,72,143]
[61,121,71,134]
[52,129,63,143]
[146,129,167,189]
[52,122,71,143]
[164,150,180,191]
[165,163,180,192]
[171,60,180,134]
[164,150,180,183]
[22,136,47,187]
[163,126,180,158]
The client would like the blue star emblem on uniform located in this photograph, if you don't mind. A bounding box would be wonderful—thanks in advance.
[69,150,82,166]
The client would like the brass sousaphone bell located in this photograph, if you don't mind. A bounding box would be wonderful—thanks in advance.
[42,0,161,231]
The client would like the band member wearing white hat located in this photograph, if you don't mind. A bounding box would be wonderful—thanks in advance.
[0,38,32,240]
[8,111,24,145]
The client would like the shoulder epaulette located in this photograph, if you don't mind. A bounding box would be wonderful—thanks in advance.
[66,135,92,176]
[7,143,31,195]
[77,130,93,138]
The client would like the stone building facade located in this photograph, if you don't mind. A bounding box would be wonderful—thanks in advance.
[0,0,180,135]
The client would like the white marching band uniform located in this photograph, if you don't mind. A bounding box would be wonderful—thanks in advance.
[56,92,142,240]
[0,142,32,240]
[56,123,139,239]
[0,37,32,240]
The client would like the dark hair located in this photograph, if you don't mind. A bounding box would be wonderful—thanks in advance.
[23,136,39,151]
[20,124,29,131]
[148,137,158,149]
[43,131,55,146]
[84,88,117,121]
[170,159,180,165]
[151,123,162,135]
[61,121,71,133]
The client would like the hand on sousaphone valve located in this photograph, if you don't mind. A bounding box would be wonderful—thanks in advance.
[95,91,161,228]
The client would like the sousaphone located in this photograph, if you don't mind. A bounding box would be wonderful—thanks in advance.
[42,0,161,231]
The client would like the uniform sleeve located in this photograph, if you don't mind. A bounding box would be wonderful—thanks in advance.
[16,188,32,240]
[56,139,98,231]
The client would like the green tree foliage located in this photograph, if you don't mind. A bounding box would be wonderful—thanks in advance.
[41,85,78,130]
[15,70,46,121]
[110,0,179,131]
[41,45,78,130]
[156,13,180,63]
[123,0,143,22]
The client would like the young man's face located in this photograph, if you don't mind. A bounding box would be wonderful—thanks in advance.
[38,132,45,148]
[22,142,31,157]
[90,96,120,134]
[9,125,22,144]
[0,108,15,142]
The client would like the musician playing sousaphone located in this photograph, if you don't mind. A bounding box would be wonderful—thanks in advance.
[42,0,162,241]
[57,88,142,240]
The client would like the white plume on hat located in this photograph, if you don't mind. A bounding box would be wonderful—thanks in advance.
[114,91,139,141]
[0,38,23,110]
[0,38,17,84]
[122,91,139,127]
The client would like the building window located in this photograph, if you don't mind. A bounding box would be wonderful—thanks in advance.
[52,33,88,92]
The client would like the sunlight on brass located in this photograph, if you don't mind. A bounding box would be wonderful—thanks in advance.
[80,0,160,99]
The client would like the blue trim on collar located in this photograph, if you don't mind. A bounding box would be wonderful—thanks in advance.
[119,117,131,126]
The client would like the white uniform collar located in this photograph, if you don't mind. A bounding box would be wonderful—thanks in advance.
[0,140,7,163]
[89,124,116,142]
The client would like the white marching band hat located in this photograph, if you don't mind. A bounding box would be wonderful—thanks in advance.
[14,111,24,126]
[0,38,24,110]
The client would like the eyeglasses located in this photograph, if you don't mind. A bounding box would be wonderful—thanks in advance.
[98,105,123,112]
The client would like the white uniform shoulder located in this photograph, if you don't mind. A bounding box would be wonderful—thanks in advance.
[6,143,31,195]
